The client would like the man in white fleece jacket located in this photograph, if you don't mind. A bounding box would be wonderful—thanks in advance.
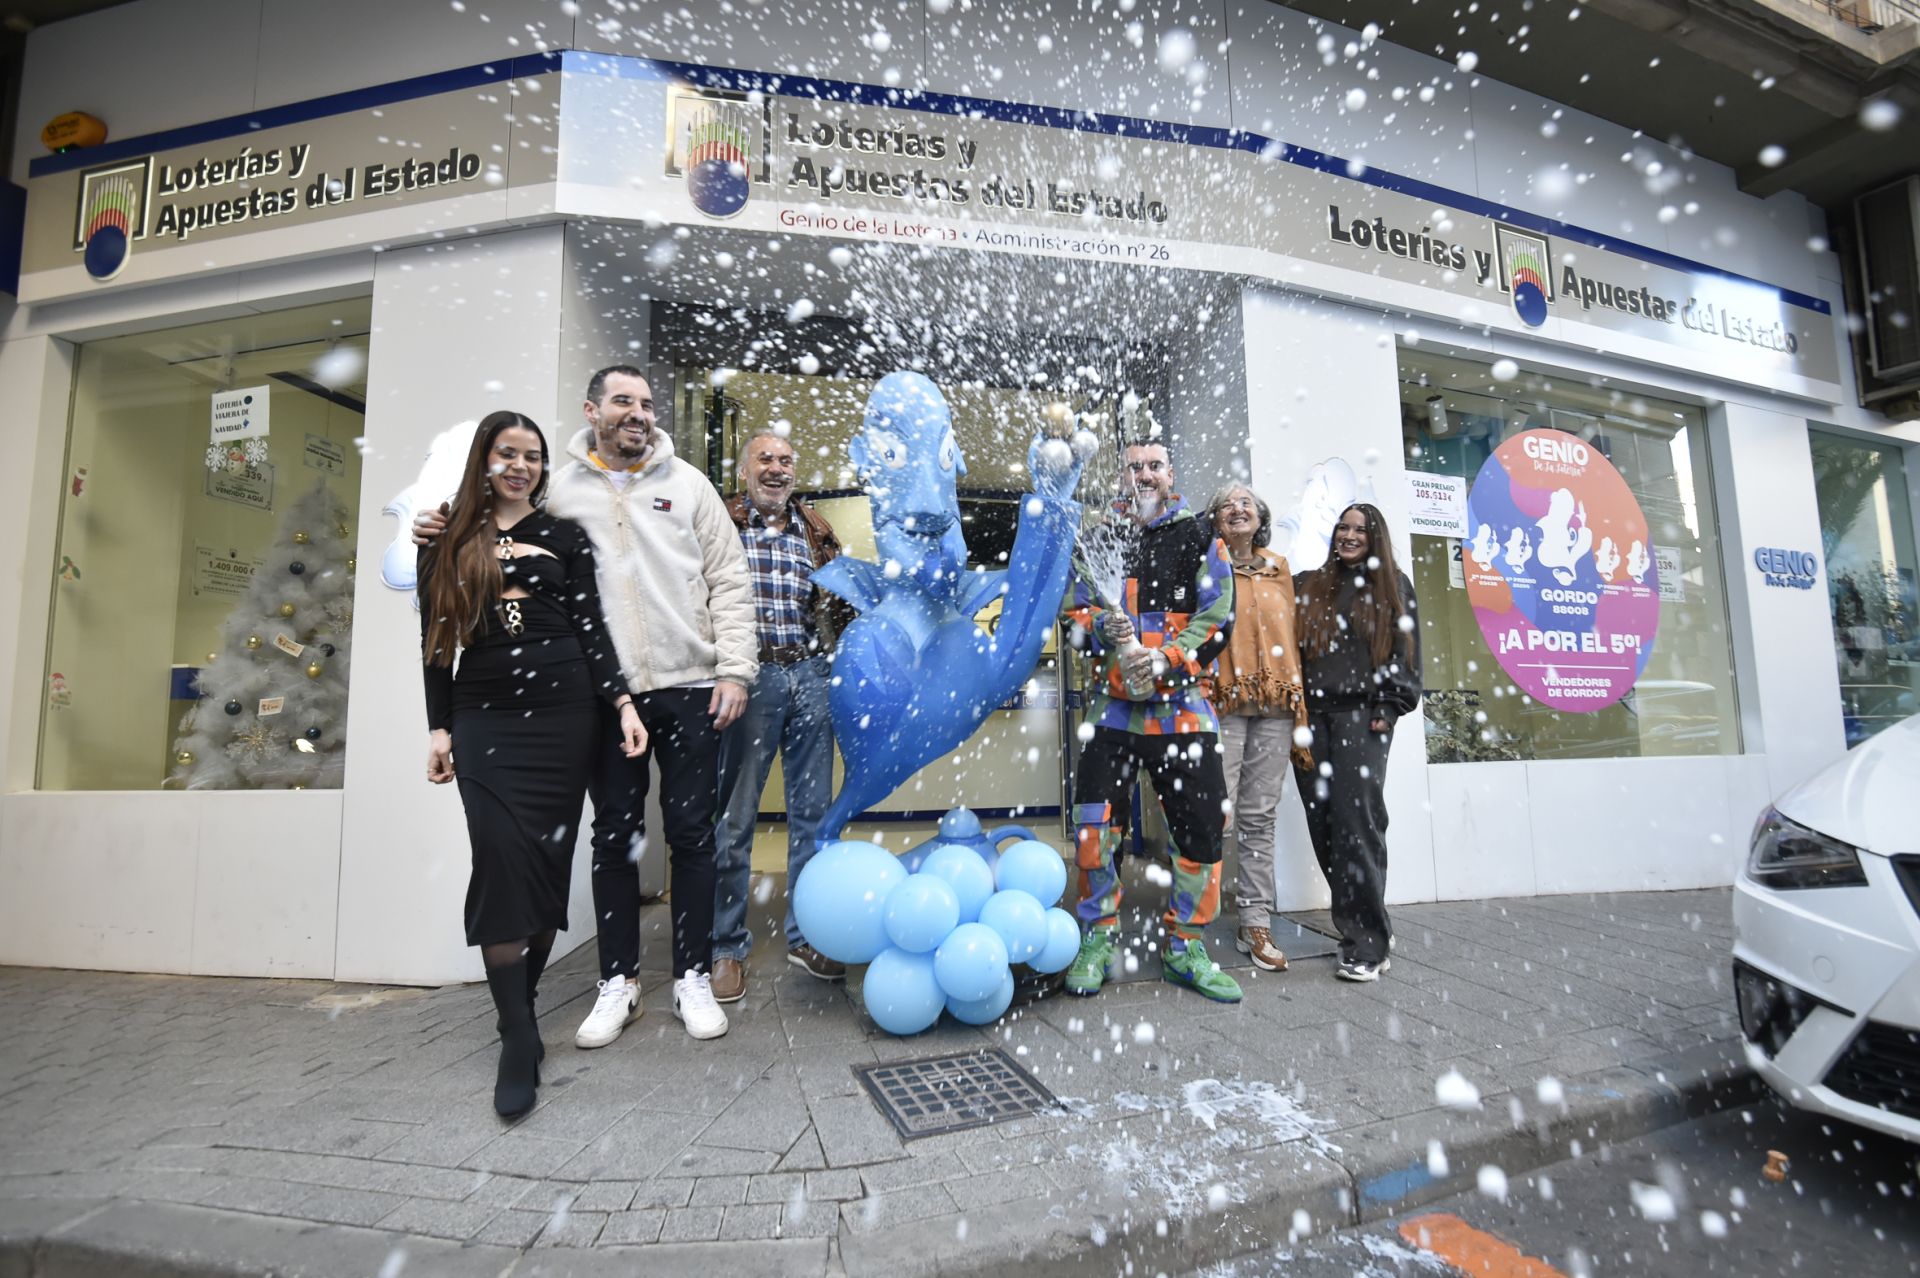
[418,366,756,1043]
[561,366,757,1044]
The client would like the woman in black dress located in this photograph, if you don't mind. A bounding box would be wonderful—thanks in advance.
[1292,503,1422,984]
[419,410,644,1117]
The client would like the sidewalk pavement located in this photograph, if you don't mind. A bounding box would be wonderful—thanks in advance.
[0,883,1755,1277]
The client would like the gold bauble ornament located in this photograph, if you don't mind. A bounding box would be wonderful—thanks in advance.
[292,530,310,545]
[346,556,356,573]
[305,661,324,679]
[244,635,262,650]
[278,603,296,618]
[175,750,194,766]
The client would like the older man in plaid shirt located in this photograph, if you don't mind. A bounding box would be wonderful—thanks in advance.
[710,428,853,1003]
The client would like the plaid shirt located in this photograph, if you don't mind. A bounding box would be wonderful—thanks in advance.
[739,503,817,648]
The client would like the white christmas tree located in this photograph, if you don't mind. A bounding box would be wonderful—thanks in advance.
[168,484,355,789]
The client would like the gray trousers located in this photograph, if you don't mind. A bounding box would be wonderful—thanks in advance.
[1219,713,1295,932]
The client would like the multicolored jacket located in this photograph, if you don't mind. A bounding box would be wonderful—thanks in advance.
[1067,496,1235,735]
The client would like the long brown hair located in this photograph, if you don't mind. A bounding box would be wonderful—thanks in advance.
[1298,503,1410,666]
[422,412,550,665]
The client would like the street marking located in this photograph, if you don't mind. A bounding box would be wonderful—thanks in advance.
[1398,1212,1568,1278]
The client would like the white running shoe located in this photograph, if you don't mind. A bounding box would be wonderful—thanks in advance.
[672,970,730,1041]
[574,975,641,1048]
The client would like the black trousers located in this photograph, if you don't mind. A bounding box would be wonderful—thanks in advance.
[588,688,719,980]
[1292,706,1394,965]
[1073,727,1227,865]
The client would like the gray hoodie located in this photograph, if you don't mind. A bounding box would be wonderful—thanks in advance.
[544,426,758,693]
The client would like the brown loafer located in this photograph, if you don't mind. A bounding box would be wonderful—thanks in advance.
[787,944,847,981]
[711,957,747,1004]
[1235,926,1288,972]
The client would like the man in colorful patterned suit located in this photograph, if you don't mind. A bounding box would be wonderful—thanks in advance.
[1063,437,1239,1002]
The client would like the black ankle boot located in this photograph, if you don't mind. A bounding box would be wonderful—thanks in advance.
[484,960,540,1118]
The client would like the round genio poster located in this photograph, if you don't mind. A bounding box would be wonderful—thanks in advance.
[1461,429,1660,712]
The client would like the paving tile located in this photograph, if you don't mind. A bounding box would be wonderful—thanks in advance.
[600,1206,667,1244]
[946,1165,1054,1212]
[628,1178,696,1209]
[700,1069,814,1153]
[721,1201,785,1241]
[472,1206,549,1247]
[803,1168,866,1201]
[534,1208,609,1247]
[689,1174,751,1206]
[548,1107,711,1181]
[464,1174,549,1210]
[568,1179,640,1213]
[461,1131,584,1180]
[774,1125,827,1172]
[857,1149,969,1195]
[804,1093,905,1169]
[747,1171,805,1205]
[840,1184,960,1236]
[373,1197,500,1241]
[659,1204,725,1243]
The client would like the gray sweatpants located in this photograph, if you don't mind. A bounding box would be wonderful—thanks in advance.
[1219,713,1295,932]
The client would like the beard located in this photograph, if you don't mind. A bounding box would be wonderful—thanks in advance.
[1130,486,1165,521]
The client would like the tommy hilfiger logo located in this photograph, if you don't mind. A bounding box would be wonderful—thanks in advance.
[1494,224,1554,328]
[653,498,673,512]
[664,88,771,220]
[74,157,152,282]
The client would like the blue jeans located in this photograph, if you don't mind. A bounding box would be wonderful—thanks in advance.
[713,655,834,960]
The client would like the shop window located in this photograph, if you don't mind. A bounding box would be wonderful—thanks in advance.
[1810,430,1920,746]
[40,300,369,791]
[1399,349,1741,763]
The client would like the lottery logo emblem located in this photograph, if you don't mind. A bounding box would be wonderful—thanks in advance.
[682,98,755,219]
[74,159,150,283]
[1495,225,1553,329]
[1462,428,1660,713]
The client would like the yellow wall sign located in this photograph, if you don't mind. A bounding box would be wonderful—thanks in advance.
[41,112,107,154]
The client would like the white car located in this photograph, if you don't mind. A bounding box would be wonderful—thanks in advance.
[1733,714,1920,1144]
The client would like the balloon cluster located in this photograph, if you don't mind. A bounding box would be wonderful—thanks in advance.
[793,834,1080,1035]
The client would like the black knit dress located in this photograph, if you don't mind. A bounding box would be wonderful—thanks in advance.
[419,512,628,946]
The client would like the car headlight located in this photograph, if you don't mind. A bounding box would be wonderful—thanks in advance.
[1747,807,1869,890]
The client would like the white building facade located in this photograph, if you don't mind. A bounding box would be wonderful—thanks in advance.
[1,0,1914,984]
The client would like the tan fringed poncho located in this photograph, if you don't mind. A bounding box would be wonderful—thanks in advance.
[1209,547,1310,765]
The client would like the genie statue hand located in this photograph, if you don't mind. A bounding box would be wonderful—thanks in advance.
[1028,429,1098,504]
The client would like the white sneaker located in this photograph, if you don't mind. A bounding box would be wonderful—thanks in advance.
[574,976,641,1048]
[672,970,730,1041]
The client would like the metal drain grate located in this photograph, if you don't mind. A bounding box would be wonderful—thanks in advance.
[855,1048,1056,1139]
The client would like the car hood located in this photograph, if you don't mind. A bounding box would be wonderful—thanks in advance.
[1775,713,1920,857]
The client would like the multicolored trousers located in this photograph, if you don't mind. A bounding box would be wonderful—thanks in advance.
[1071,726,1226,948]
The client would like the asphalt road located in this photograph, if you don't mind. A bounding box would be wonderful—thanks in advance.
[1195,1098,1920,1277]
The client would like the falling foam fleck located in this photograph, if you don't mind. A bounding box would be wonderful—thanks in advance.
[1435,1069,1482,1109]
[1476,1165,1508,1201]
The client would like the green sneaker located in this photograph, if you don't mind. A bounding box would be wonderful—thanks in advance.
[1065,930,1119,997]
[1162,938,1243,1003]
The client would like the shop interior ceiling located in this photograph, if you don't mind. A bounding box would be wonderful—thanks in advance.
[119,300,371,412]
[573,220,1232,397]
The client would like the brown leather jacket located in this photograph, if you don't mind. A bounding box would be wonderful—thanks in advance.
[725,492,855,651]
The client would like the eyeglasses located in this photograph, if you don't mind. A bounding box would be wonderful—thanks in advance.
[1218,497,1257,512]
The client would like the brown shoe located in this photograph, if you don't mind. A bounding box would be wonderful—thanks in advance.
[1235,927,1288,972]
[787,944,847,981]
[711,957,746,1004]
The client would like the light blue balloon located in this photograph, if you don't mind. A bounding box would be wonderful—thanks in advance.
[862,947,945,1036]
[976,889,1048,964]
[1032,908,1082,974]
[994,839,1068,907]
[920,843,996,924]
[947,970,1015,1026]
[791,840,908,966]
[933,922,1010,1002]
[883,873,961,955]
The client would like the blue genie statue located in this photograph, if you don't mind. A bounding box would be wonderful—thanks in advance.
[811,371,1094,842]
